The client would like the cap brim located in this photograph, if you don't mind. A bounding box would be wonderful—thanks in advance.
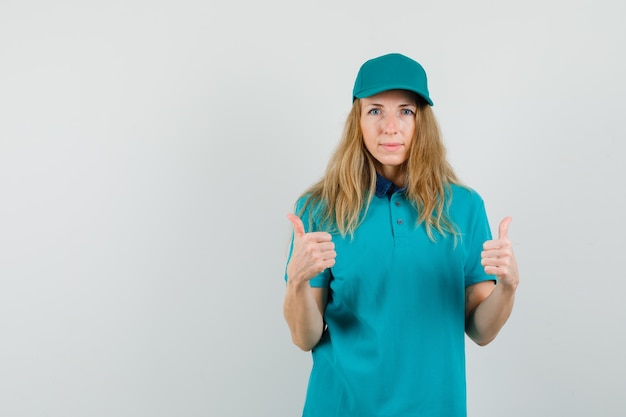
[353,85,433,106]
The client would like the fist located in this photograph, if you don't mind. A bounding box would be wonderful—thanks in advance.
[286,214,336,284]
[481,217,519,289]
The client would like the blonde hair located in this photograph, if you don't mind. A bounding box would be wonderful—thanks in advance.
[298,96,461,241]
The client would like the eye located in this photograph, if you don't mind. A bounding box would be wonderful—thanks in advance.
[401,108,415,116]
[367,108,381,116]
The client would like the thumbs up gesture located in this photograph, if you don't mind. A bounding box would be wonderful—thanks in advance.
[286,214,337,285]
[481,217,519,289]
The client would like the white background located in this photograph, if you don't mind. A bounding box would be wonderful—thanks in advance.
[1,1,625,416]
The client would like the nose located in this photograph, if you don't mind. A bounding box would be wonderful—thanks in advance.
[383,113,398,134]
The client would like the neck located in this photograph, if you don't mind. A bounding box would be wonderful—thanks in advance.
[377,166,405,188]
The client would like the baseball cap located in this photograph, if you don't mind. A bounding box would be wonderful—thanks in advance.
[352,53,433,106]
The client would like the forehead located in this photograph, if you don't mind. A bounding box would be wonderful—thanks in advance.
[360,89,418,105]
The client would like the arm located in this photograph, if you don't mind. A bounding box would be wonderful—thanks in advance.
[283,214,335,351]
[283,285,327,351]
[465,217,519,346]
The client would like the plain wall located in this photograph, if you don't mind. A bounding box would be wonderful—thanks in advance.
[1,1,625,416]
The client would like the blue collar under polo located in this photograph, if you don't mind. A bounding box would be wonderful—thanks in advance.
[375,173,406,198]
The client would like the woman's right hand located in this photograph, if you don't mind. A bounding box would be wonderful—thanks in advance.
[286,214,336,284]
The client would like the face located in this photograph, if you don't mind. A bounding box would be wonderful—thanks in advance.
[360,89,417,182]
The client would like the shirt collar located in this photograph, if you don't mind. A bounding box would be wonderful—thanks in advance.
[375,173,406,198]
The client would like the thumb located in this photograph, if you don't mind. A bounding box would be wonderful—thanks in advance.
[498,216,512,240]
[287,213,306,238]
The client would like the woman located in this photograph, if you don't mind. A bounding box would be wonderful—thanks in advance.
[283,52,519,417]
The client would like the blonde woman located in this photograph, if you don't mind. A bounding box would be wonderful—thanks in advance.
[283,53,519,417]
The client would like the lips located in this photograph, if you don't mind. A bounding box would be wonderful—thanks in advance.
[380,143,403,152]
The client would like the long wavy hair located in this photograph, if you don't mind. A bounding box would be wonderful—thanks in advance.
[298,94,461,241]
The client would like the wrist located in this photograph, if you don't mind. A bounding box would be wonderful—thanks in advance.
[496,278,518,293]
[286,276,311,291]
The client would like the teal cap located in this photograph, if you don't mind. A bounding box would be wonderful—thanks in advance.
[352,53,433,106]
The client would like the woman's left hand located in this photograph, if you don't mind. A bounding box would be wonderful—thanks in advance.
[481,217,519,289]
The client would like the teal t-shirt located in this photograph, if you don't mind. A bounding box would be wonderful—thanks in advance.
[285,180,494,417]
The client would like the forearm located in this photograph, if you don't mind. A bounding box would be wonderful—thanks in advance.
[283,280,325,351]
[466,283,517,346]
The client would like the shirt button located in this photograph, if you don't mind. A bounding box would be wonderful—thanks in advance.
[395,201,401,207]
[397,219,404,225]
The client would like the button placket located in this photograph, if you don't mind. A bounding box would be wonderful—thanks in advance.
[390,194,408,246]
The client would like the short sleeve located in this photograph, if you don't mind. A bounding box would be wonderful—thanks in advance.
[458,188,495,287]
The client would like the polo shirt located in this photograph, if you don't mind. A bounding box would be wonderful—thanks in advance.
[285,175,494,417]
